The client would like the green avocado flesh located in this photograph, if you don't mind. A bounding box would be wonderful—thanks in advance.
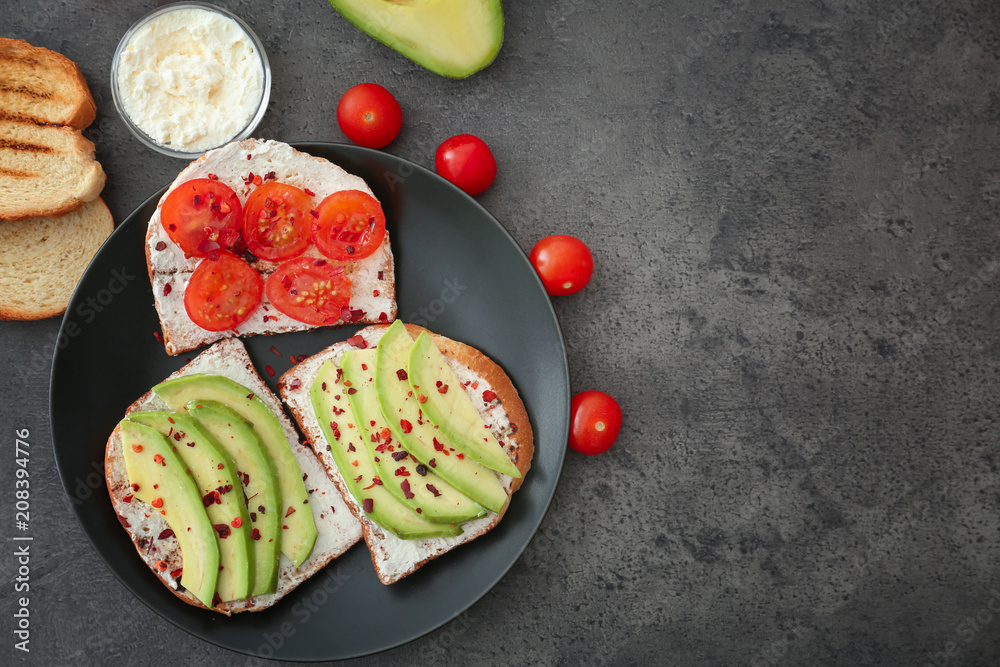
[341,349,486,524]
[186,400,282,596]
[127,412,253,602]
[327,0,504,79]
[311,359,462,539]
[407,332,521,478]
[120,420,219,608]
[375,322,507,513]
[154,374,317,568]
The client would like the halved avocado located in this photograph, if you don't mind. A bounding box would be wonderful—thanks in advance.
[120,420,219,608]
[341,349,486,524]
[128,411,254,602]
[407,331,521,478]
[311,359,461,539]
[327,0,504,78]
[186,400,282,596]
[375,321,508,513]
[154,374,317,567]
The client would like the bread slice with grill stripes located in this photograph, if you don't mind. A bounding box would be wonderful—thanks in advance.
[0,38,96,129]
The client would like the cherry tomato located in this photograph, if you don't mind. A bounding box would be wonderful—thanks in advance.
[569,390,622,455]
[435,134,497,196]
[184,252,262,332]
[161,179,243,257]
[265,257,352,325]
[242,182,314,261]
[310,190,386,261]
[336,83,403,149]
[529,235,594,295]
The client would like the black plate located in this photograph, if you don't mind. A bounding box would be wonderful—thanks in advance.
[50,143,569,661]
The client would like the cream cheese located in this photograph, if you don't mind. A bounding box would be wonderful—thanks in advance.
[116,7,264,152]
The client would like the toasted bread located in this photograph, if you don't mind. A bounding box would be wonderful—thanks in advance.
[146,139,397,355]
[279,324,533,584]
[0,119,105,220]
[0,38,97,129]
[0,197,112,320]
[105,338,363,614]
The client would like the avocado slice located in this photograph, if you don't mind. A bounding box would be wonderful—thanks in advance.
[186,400,282,595]
[375,322,508,513]
[128,411,254,602]
[407,331,521,478]
[311,359,461,539]
[154,375,317,567]
[326,0,504,79]
[120,420,219,608]
[341,349,486,524]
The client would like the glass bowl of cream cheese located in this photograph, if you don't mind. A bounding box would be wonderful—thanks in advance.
[111,2,271,159]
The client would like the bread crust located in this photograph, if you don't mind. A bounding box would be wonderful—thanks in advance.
[279,323,533,584]
[0,38,97,129]
[104,338,363,614]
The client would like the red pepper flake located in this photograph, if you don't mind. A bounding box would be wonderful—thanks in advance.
[209,173,220,181]
[155,560,168,572]
[265,365,276,377]
[122,494,133,503]
[131,483,140,492]
[203,491,218,507]
[172,431,182,441]
[231,517,243,528]
[391,451,408,462]
[472,381,480,390]
[270,345,282,356]
[158,528,175,540]
[377,270,384,280]
[394,466,410,477]
[289,378,302,390]
[396,369,408,381]
[378,312,388,322]
[415,464,428,476]
[438,384,449,394]
[151,497,164,508]
[170,568,183,578]
[400,479,414,499]
[117,514,130,529]
[131,443,143,453]
[217,463,223,470]
[214,524,231,538]
[483,390,497,403]
[163,282,172,296]
[429,458,436,467]
[153,331,163,343]
[361,363,369,372]
[457,453,465,459]
[242,472,250,486]
[363,476,382,490]
[346,335,367,349]
[426,484,442,497]
[433,437,445,452]
[354,474,363,483]
[247,154,252,160]
[304,188,315,197]
[154,241,167,251]
[400,419,412,433]
[347,387,357,395]
[373,289,380,297]
[362,498,374,513]
[285,506,296,518]
[251,528,261,541]
[212,592,222,607]
[417,394,428,404]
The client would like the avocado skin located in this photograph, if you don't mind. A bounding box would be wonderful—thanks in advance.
[154,374,318,568]
[120,420,220,608]
[311,359,462,540]
[186,400,283,596]
[326,0,504,79]
[128,411,254,602]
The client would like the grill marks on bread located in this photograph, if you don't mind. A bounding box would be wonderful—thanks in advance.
[0,39,95,129]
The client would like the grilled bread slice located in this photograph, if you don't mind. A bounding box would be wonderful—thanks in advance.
[0,38,97,129]
[0,119,105,220]
[279,323,533,585]
[0,197,112,320]
[105,338,364,614]
[147,139,397,355]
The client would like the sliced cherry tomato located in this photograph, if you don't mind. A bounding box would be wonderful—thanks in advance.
[435,134,497,196]
[529,234,594,296]
[310,190,386,261]
[569,391,622,455]
[265,257,352,325]
[337,83,403,149]
[161,179,243,257]
[184,252,262,332]
[242,182,313,261]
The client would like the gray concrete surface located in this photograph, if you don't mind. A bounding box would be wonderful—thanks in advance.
[2,1,1000,664]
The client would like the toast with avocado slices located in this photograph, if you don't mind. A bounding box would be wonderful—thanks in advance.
[104,338,363,614]
[279,321,533,584]
[146,139,397,356]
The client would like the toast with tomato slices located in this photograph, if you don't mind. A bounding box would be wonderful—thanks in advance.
[146,139,397,355]
[278,323,533,585]
[105,337,363,614]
